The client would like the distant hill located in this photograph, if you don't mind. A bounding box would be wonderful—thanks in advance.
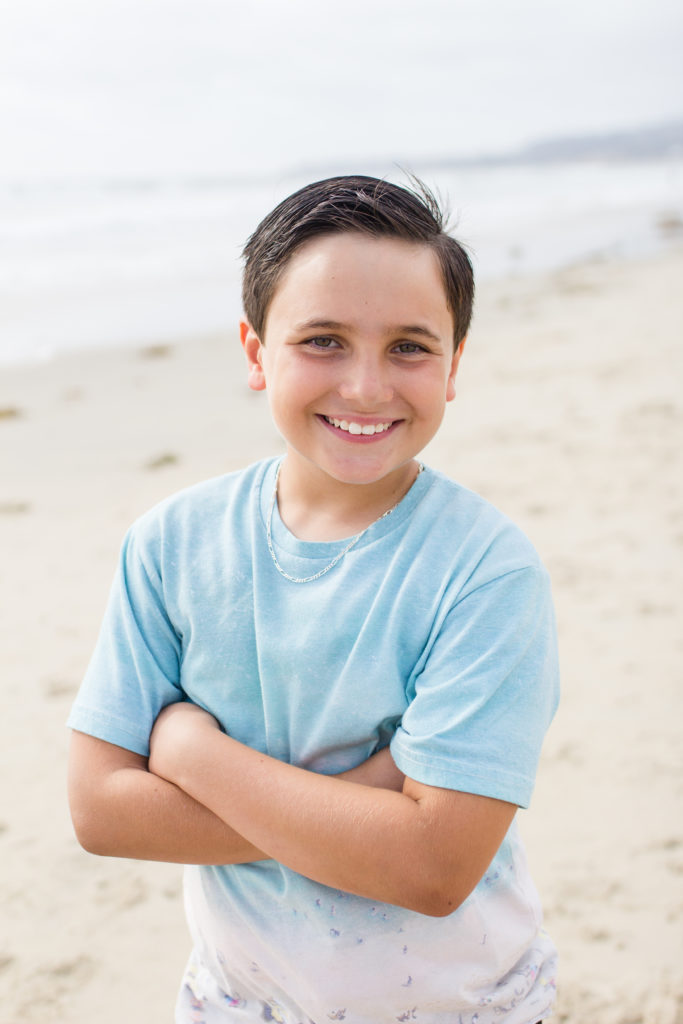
[285,118,683,185]
[516,119,683,162]
[426,119,683,170]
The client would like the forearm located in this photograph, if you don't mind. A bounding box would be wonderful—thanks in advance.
[153,728,467,915]
[84,767,268,864]
[68,732,267,865]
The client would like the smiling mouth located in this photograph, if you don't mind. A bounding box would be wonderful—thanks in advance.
[322,416,394,436]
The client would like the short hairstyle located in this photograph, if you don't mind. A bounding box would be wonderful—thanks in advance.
[241,175,474,347]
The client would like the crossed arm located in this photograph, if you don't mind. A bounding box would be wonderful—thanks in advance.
[68,703,516,917]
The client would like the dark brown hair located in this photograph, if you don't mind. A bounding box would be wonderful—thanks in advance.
[241,175,474,347]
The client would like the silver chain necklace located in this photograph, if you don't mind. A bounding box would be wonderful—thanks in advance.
[266,459,424,584]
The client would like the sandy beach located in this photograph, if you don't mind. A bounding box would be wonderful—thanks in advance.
[1,246,681,1024]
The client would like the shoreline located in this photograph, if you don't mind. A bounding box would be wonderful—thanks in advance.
[1,246,682,1023]
[3,155,682,370]
[1,240,678,374]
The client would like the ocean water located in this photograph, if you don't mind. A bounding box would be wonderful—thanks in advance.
[1,0,682,364]
[2,157,681,366]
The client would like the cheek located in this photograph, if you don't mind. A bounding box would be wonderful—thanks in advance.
[415,367,456,409]
[273,358,331,396]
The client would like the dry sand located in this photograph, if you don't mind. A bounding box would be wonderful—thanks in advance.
[1,248,681,1023]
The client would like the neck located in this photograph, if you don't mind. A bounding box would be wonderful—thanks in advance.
[275,457,422,542]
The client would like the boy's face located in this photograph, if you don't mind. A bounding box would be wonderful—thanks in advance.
[241,232,464,491]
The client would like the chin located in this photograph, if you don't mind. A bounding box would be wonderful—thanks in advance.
[320,456,416,487]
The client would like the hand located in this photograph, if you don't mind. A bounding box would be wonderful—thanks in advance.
[337,745,405,792]
[149,702,220,784]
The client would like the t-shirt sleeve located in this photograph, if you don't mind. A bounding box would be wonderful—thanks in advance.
[67,520,183,756]
[390,564,559,808]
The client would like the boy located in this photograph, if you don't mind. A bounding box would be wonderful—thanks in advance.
[68,175,559,1024]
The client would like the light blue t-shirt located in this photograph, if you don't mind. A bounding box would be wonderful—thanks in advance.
[69,458,560,1024]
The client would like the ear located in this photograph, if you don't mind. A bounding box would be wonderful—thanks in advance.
[240,320,267,392]
[446,336,467,402]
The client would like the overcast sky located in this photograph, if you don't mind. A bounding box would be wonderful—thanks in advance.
[1,0,682,179]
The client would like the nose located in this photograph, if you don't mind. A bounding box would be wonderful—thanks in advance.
[337,351,394,408]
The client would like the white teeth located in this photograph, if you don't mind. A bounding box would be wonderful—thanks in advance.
[325,417,393,435]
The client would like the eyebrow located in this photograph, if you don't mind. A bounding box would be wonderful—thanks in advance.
[294,319,444,344]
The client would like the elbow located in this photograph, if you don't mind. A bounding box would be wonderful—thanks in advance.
[69,800,114,857]
[74,833,104,857]
[70,814,101,856]
[400,878,469,918]
[411,890,464,918]
[422,901,457,919]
